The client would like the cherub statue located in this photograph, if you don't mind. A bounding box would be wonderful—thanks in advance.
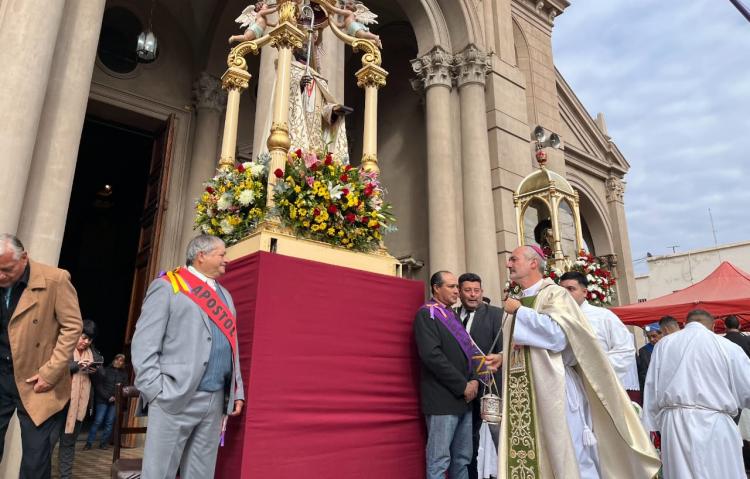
[228,2,279,44]
[328,0,381,48]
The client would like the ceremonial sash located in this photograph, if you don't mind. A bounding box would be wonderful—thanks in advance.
[422,300,494,386]
[161,267,237,357]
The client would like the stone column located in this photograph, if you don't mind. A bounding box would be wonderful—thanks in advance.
[0,0,66,233]
[455,45,502,302]
[411,47,462,275]
[606,176,637,305]
[180,73,227,247]
[17,0,107,264]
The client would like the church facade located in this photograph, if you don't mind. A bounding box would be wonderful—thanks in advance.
[0,0,636,337]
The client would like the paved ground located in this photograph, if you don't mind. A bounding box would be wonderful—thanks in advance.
[51,441,143,479]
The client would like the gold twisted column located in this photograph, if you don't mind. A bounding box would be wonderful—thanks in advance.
[265,4,304,208]
[218,67,251,171]
[356,64,387,173]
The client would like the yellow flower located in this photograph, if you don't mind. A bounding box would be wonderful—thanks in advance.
[342,238,349,245]
[337,230,344,237]
[313,181,321,189]
[311,224,319,232]
[303,220,310,227]
[327,228,336,236]
[294,186,302,193]
[319,222,327,230]
[299,208,307,217]
[290,207,297,219]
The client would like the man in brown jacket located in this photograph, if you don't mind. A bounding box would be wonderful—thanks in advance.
[0,234,83,479]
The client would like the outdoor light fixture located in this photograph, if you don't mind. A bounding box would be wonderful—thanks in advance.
[136,0,158,63]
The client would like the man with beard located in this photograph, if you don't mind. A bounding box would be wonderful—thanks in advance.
[486,245,659,479]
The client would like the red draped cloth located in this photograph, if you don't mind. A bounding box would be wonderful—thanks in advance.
[216,252,426,478]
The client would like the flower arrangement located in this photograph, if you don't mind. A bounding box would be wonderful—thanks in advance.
[272,148,395,252]
[503,249,616,306]
[194,155,269,244]
[567,250,616,306]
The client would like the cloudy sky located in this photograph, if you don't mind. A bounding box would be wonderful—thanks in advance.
[552,0,750,274]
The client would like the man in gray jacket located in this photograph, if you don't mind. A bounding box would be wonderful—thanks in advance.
[132,234,244,479]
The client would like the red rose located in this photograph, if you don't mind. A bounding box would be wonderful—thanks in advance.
[328,205,337,214]
[345,212,356,223]
[342,188,350,196]
[313,208,321,217]
[324,155,333,166]
[372,223,380,229]
[339,174,348,182]
[549,271,556,279]
[274,168,284,178]
[237,163,245,173]
[362,216,369,224]
[295,149,303,158]
[206,186,214,194]
[364,187,374,197]
[345,165,352,171]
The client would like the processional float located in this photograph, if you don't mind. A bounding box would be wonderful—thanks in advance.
[214,0,397,275]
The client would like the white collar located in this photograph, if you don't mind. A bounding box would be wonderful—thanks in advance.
[522,279,544,298]
[187,265,216,290]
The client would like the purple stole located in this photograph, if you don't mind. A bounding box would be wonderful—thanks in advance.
[422,300,494,385]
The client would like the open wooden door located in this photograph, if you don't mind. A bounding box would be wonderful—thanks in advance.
[120,114,175,447]
[123,114,175,347]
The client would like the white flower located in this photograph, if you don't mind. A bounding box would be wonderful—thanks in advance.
[217,193,233,211]
[220,219,234,234]
[201,224,211,233]
[327,181,344,199]
[242,161,252,170]
[250,162,266,176]
[238,189,255,206]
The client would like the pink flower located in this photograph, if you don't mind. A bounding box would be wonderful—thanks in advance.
[306,176,315,187]
[304,152,319,169]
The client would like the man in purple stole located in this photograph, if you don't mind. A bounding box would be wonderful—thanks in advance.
[414,271,479,479]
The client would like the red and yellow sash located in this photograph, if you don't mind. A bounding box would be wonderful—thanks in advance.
[161,267,237,356]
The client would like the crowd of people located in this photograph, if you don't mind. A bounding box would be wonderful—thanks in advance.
[414,244,750,479]
[0,234,128,478]
[3,228,750,479]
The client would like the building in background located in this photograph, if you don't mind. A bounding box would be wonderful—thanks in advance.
[636,240,750,302]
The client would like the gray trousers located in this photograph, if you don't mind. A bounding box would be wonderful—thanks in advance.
[58,419,83,479]
[141,390,224,479]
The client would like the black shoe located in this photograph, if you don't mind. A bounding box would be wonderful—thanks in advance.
[82,443,92,450]
[99,444,108,450]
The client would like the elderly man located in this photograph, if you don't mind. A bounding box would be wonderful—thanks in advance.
[0,234,83,479]
[132,234,244,479]
[559,271,639,393]
[644,309,750,478]
[488,246,659,479]
[414,271,483,479]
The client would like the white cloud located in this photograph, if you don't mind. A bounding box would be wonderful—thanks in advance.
[553,0,750,272]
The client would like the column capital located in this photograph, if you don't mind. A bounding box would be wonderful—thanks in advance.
[193,72,227,112]
[605,176,625,203]
[452,45,490,88]
[411,47,453,91]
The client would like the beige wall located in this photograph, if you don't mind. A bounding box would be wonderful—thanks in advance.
[636,241,750,301]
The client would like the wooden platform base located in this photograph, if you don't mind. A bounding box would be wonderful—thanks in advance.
[225,221,402,277]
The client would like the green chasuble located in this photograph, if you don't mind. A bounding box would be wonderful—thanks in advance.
[503,294,542,478]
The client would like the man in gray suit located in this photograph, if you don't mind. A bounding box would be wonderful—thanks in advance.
[132,234,244,479]
[456,273,503,479]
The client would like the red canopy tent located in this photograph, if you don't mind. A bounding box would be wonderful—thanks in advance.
[611,261,750,332]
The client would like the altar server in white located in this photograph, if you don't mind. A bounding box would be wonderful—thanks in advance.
[560,271,639,392]
[644,309,750,479]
